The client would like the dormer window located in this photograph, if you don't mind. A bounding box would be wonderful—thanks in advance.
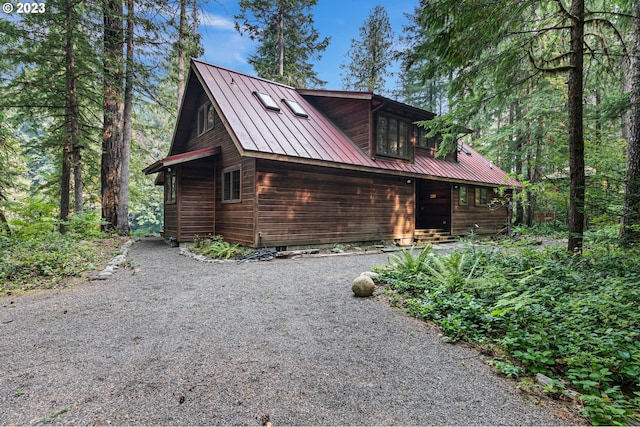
[254,91,280,111]
[197,102,214,135]
[375,113,410,160]
[417,127,438,151]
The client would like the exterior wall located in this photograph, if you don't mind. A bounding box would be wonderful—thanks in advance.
[255,159,414,247]
[451,185,511,235]
[177,159,215,241]
[214,154,256,246]
[304,97,371,154]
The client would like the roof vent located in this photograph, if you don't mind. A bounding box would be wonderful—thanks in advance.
[254,91,280,111]
[282,98,308,118]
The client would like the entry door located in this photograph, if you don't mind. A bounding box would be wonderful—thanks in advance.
[416,180,451,230]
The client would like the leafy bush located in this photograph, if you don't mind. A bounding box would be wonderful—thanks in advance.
[191,235,247,259]
[379,245,640,425]
[0,234,117,293]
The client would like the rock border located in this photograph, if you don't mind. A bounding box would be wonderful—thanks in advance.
[91,239,135,280]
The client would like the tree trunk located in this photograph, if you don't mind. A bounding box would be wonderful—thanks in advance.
[620,0,640,244]
[277,1,284,77]
[117,0,133,234]
[177,0,187,105]
[102,0,123,232]
[61,0,78,233]
[567,0,585,253]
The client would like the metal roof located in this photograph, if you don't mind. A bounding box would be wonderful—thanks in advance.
[191,59,519,187]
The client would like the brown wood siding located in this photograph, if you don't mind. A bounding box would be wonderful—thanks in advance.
[305,97,371,154]
[163,203,178,238]
[214,137,256,246]
[451,186,510,235]
[178,158,215,241]
[185,108,227,152]
[256,159,414,247]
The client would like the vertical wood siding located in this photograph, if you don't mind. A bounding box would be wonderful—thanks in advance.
[255,159,414,247]
[178,158,215,241]
[305,97,371,154]
[213,140,256,246]
[451,186,511,235]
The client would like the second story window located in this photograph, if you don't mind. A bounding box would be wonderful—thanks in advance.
[197,102,215,136]
[376,113,410,160]
[417,127,438,151]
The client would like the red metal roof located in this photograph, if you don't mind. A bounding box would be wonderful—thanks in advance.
[192,60,519,187]
[143,146,220,174]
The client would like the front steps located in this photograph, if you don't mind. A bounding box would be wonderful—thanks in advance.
[413,229,457,245]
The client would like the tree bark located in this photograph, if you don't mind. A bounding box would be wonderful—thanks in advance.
[277,0,284,77]
[102,0,123,232]
[620,1,640,244]
[177,0,187,105]
[117,0,133,234]
[567,0,585,253]
[61,0,78,233]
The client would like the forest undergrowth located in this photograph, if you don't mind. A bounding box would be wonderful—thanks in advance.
[377,235,640,425]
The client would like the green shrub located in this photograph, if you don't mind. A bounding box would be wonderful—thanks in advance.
[191,235,247,259]
[378,245,640,425]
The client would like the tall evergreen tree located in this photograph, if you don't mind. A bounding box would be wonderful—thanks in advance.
[620,0,640,243]
[0,0,102,232]
[235,0,330,88]
[102,0,124,232]
[340,5,395,94]
[405,0,627,252]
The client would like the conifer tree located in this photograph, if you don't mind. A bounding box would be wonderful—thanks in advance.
[340,5,395,94]
[235,0,329,88]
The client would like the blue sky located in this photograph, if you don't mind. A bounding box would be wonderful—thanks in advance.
[198,0,419,92]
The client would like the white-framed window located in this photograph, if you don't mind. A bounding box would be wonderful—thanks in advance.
[197,102,215,135]
[223,167,241,202]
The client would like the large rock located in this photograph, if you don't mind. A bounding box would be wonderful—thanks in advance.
[352,275,375,297]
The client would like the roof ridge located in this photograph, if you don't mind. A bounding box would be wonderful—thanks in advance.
[191,58,296,91]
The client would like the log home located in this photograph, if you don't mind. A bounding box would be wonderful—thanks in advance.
[144,59,519,248]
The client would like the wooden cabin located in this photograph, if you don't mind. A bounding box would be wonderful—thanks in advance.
[143,59,520,248]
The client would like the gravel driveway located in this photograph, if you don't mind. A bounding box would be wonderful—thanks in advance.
[1,237,569,425]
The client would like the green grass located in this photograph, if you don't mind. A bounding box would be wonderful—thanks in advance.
[377,243,640,425]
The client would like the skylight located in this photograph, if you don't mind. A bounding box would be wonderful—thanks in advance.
[254,91,280,111]
[283,99,308,118]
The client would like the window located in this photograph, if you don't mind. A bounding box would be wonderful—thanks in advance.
[283,98,308,118]
[165,170,177,204]
[459,185,467,206]
[417,127,438,150]
[376,113,410,159]
[223,168,241,202]
[254,91,280,111]
[475,187,488,206]
[197,102,215,135]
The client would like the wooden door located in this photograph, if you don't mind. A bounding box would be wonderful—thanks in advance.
[416,180,451,230]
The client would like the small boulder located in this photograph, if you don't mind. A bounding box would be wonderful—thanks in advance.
[352,275,375,297]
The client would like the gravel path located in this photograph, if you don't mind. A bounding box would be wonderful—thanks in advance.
[1,237,569,425]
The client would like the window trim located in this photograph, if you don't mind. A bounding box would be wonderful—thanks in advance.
[254,91,281,112]
[375,112,412,161]
[197,102,215,136]
[475,187,488,206]
[222,167,241,203]
[165,170,177,205]
[416,126,438,152]
[459,185,467,206]
[282,98,308,118]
